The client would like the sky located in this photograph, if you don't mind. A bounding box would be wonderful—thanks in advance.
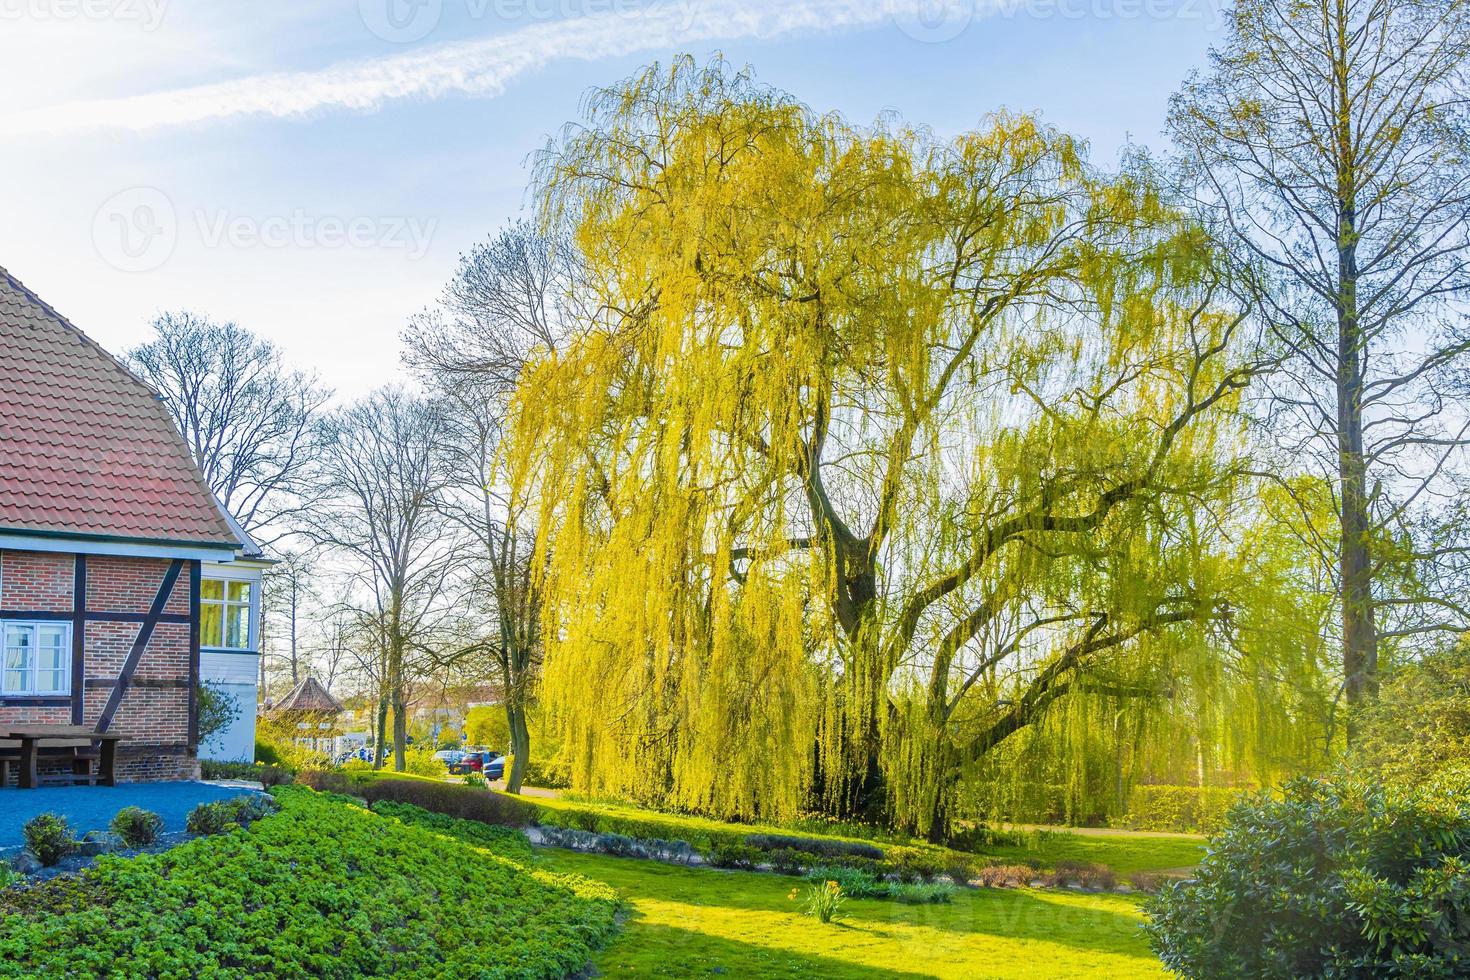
[0,0,1225,399]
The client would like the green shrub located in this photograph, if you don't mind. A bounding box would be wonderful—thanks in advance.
[357,774,536,827]
[185,802,235,837]
[253,738,282,765]
[1120,784,1242,834]
[1146,776,1470,978]
[804,865,884,898]
[22,814,75,867]
[296,768,359,795]
[884,845,950,882]
[201,760,294,787]
[709,843,762,871]
[975,864,1036,888]
[744,833,884,861]
[534,803,744,853]
[0,866,16,890]
[0,787,619,977]
[462,772,488,788]
[886,881,957,904]
[109,808,163,849]
[792,878,845,923]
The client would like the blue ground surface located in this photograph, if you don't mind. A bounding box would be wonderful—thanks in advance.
[0,781,257,846]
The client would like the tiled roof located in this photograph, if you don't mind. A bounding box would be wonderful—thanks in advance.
[0,265,240,547]
[272,675,344,714]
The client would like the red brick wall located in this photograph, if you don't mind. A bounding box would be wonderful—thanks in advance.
[0,550,73,611]
[0,549,197,785]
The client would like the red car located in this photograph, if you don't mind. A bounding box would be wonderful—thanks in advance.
[448,751,503,777]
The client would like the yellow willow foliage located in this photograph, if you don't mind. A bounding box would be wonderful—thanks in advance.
[508,57,1292,832]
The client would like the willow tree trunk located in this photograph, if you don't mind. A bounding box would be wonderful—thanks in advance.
[373,690,389,770]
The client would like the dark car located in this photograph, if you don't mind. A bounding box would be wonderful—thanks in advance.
[448,751,502,776]
[484,755,505,780]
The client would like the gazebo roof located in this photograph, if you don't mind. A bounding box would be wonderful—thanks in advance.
[272,675,344,714]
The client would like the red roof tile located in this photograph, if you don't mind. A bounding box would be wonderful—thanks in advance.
[0,266,240,547]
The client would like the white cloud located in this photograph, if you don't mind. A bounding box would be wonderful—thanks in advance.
[0,0,968,136]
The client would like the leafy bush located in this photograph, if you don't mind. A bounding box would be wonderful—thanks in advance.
[201,760,295,787]
[0,787,619,977]
[709,844,762,871]
[185,802,235,837]
[884,845,950,882]
[357,774,537,827]
[463,772,488,788]
[296,768,359,795]
[744,833,884,861]
[1146,776,1470,978]
[1119,784,1242,834]
[804,865,884,898]
[975,864,1036,888]
[22,815,75,867]
[0,866,16,890]
[196,681,240,747]
[1046,860,1116,890]
[109,808,163,849]
[253,738,282,765]
[886,881,957,904]
[1128,871,1165,894]
[1354,646,1470,785]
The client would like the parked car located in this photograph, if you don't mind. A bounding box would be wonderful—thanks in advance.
[484,755,505,780]
[433,749,466,766]
[448,751,501,775]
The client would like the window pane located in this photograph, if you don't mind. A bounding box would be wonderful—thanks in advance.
[6,632,31,672]
[227,581,252,603]
[226,605,250,648]
[42,669,66,693]
[202,580,225,600]
[201,604,223,647]
[4,669,29,693]
[39,644,66,670]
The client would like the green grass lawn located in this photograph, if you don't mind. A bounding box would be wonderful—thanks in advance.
[540,848,1166,979]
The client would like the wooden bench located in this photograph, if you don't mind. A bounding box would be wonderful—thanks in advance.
[1,727,122,789]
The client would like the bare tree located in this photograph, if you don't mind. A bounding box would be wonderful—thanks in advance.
[403,221,578,792]
[1170,0,1470,728]
[127,311,329,542]
[307,388,461,772]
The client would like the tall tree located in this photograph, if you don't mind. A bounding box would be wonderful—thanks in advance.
[1170,0,1470,726]
[404,222,579,793]
[308,388,459,772]
[126,311,329,542]
[512,58,1267,836]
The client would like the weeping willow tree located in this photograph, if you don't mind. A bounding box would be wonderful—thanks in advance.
[509,57,1291,837]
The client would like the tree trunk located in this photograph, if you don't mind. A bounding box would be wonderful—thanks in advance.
[505,702,530,794]
[392,683,408,772]
[372,689,389,770]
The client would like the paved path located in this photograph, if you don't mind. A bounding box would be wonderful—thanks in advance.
[0,781,256,847]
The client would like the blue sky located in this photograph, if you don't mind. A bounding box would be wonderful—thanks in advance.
[0,0,1222,397]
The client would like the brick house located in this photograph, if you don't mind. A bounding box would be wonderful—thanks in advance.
[0,267,264,783]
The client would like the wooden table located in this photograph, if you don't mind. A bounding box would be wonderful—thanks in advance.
[2,726,122,789]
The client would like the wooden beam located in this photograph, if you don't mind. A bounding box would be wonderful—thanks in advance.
[71,554,86,724]
[94,558,185,734]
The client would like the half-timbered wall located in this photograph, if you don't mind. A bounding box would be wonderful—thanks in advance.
[0,548,200,784]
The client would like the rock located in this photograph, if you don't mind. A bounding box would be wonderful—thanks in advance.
[77,831,123,857]
[12,851,42,875]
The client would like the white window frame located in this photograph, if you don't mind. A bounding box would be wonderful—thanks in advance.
[2,621,73,697]
[200,575,258,652]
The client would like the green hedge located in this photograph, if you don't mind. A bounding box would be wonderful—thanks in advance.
[0,786,618,978]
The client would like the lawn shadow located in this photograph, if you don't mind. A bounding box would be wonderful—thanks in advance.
[842,886,1153,957]
[597,918,937,979]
